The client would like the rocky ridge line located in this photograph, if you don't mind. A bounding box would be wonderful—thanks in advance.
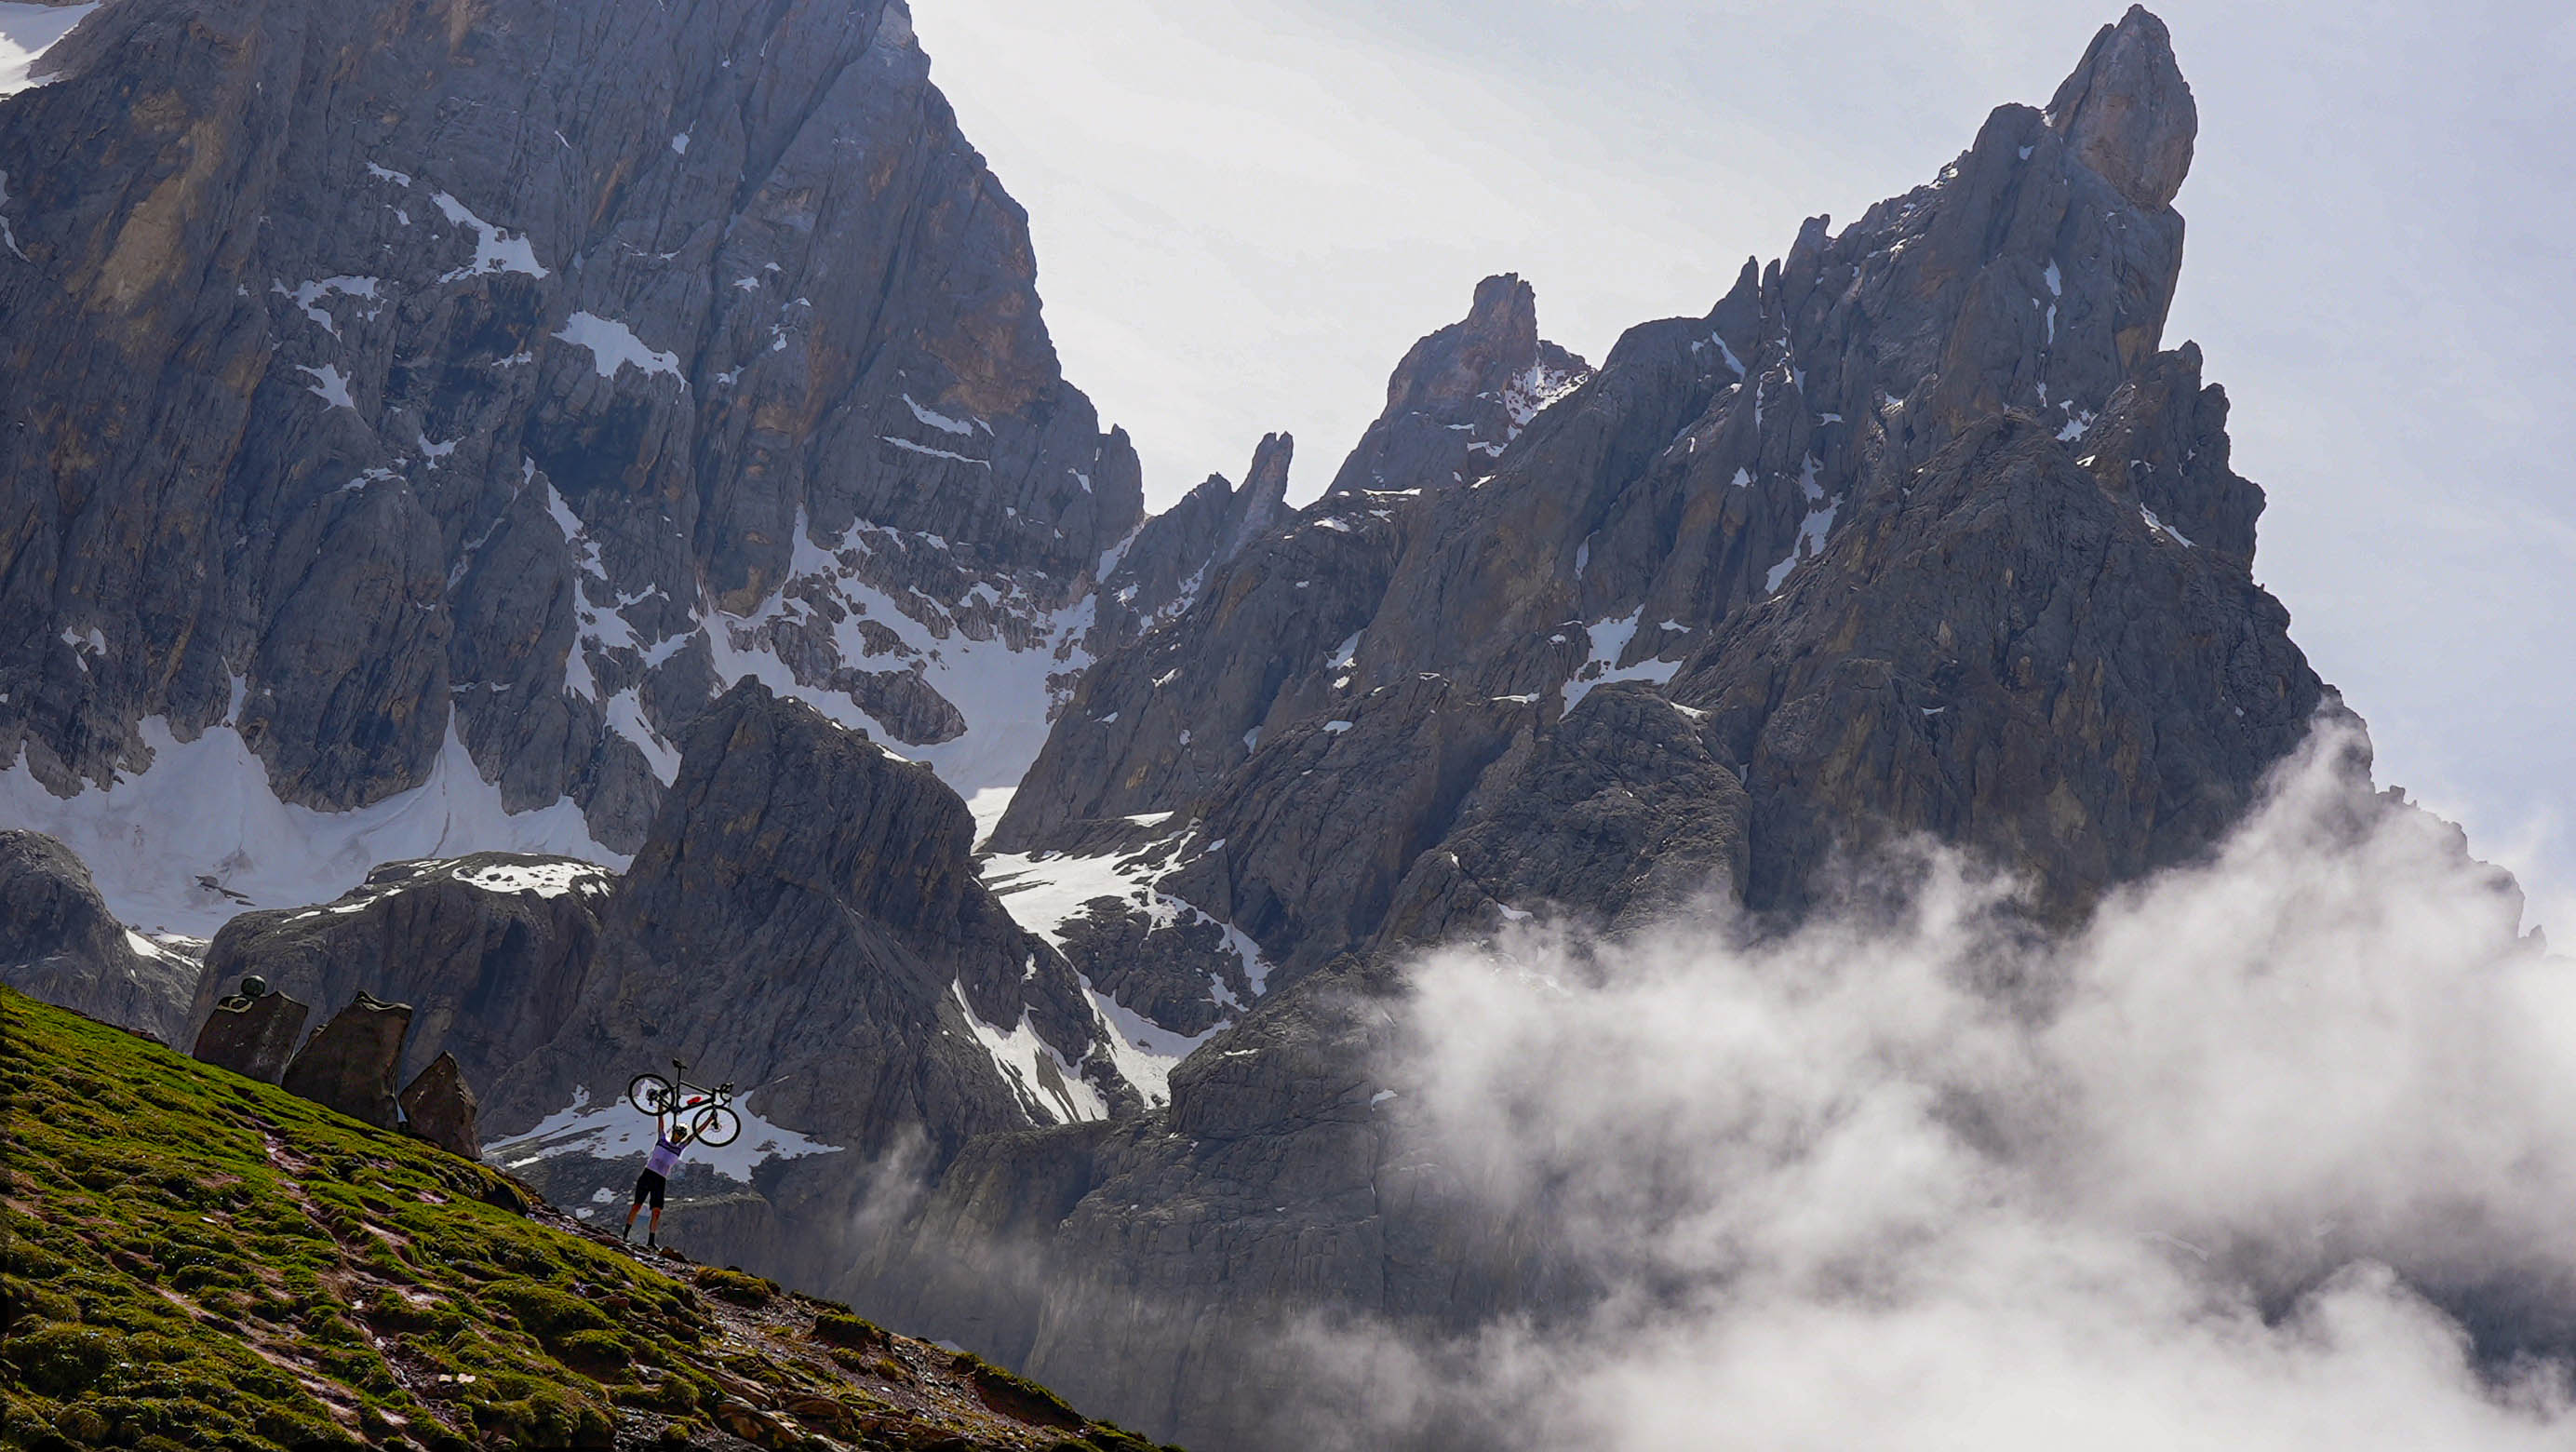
[870,11,2340,1446]
[0,0,1253,935]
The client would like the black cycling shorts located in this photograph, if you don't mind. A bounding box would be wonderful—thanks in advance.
[633,1169,667,1209]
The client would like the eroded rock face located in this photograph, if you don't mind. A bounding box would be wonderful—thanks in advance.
[191,980,311,1084]
[398,1052,482,1161]
[994,6,2256,981]
[1676,409,2317,918]
[0,830,195,1041]
[1378,681,1754,950]
[484,680,1134,1289]
[281,991,414,1129]
[1086,433,1298,649]
[192,853,613,1092]
[2047,6,2198,210]
[997,275,1590,858]
[1324,273,1588,499]
[885,16,2341,1445]
[0,0,1233,905]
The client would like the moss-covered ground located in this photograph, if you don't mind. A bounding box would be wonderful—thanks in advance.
[1,987,1176,1451]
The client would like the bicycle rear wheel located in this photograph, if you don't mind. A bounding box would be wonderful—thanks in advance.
[690,1106,742,1147]
[626,1073,673,1115]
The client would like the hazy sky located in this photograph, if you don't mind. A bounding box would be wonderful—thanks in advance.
[911,0,2574,932]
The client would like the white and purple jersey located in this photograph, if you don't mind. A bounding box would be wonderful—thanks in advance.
[645,1135,685,1177]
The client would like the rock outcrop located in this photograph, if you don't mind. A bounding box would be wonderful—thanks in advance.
[190,977,312,1083]
[192,853,613,1091]
[281,991,414,1129]
[2047,5,2198,210]
[0,829,196,1041]
[484,680,1137,1289]
[398,1051,482,1161]
[1323,273,1588,499]
[1086,433,1298,647]
[995,276,1590,858]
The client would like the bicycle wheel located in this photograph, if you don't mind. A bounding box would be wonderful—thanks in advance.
[690,1105,742,1147]
[626,1073,673,1115]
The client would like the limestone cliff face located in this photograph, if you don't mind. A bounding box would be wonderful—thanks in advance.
[0,0,1228,926]
[994,4,2279,983]
[884,11,2334,1446]
[480,680,1130,1289]
[0,829,197,1041]
[190,853,614,1092]
[0,7,2424,1447]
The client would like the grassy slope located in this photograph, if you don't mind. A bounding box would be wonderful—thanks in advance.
[0,988,1175,1452]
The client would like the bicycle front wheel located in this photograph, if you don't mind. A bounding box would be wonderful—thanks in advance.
[626,1073,673,1116]
[691,1106,742,1147]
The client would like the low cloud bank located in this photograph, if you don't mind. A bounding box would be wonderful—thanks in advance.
[1318,723,2576,1447]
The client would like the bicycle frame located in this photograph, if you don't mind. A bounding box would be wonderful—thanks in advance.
[663,1059,734,1111]
[627,1060,744,1147]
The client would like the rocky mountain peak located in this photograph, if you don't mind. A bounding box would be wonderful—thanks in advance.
[1383,272,1536,415]
[1228,431,1295,556]
[2046,5,2197,210]
[0,0,1265,930]
[1326,274,1588,497]
[1088,430,1299,648]
[986,0,2293,1051]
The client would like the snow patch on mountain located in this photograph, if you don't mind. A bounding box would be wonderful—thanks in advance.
[0,2,97,97]
[981,838,1271,1106]
[297,364,356,411]
[691,509,1097,798]
[554,311,682,382]
[450,857,616,900]
[950,980,1107,1126]
[0,709,623,938]
[430,191,548,281]
[484,1083,839,1184]
[278,276,382,337]
[1562,610,1684,712]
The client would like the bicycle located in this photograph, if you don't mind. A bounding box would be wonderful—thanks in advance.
[625,1059,743,1147]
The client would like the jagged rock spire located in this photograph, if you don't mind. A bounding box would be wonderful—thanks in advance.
[2047,6,2198,209]
[1383,273,1537,416]
[1227,432,1295,557]
[1325,273,1588,497]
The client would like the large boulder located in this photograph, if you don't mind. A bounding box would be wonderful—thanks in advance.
[281,992,414,1129]
[398,1052,482,1161]
[0,830,196,1042]
[191,978,312,1084]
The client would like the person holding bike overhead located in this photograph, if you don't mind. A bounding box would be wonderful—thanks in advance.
[622,1113,692,1249]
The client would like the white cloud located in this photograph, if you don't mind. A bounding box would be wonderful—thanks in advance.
[1280,720,2576,1447]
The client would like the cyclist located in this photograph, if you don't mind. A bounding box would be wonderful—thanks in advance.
[621,1115,693,1249]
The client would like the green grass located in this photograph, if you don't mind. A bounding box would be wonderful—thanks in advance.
[2,988,699,1448]
[0,988,1183,1451]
